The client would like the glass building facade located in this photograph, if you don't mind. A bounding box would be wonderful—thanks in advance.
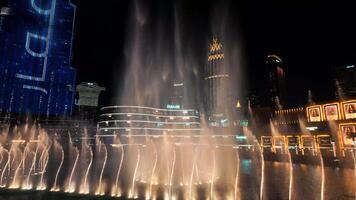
[99,106,201,135]
[0,0,76,116]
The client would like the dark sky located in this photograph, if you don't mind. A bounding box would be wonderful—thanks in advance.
[71,0,356,107]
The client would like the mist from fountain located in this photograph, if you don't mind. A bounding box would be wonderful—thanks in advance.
[0,1,355,200]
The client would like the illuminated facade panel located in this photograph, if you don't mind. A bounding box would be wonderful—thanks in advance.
[306,105,323,122]
[341,100,356,120]
[99,105,201,135]
[339,123,356,148]
[0,0,76,116]
[323,103,341,121]
[261,136,273,147]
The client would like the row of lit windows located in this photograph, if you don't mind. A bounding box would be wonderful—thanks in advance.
[208,53,224,61]
[275,107,304,115]
[101,106,198,116]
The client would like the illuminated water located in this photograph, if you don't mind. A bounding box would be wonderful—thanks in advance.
[0,160,354,200]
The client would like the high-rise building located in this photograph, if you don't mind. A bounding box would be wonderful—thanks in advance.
[204,36,230,127]
[99,106,200,135]
[335,65,356,98]
[76,82,105,120]
[266,55,287,109]
[167,81,184,110]
[0,0,77,117]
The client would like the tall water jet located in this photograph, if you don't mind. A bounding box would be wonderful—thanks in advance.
[36,131,51,191]
[234,150,240,200]
[51,138,64,192]
[79,130,93,195]
[37,144,51,190]
[112,143,124,197]
[0,147,4,168]
[287,149,293,200]
[66,135,79,193]
[0,148,10,187]
[353,145,356,199]
[24,140,39,189]
[307,90,314,104]
[259,142,265,200]
[319,152,325,200]
[95,139,108,196]
[149,142,158,199]
[9,142,24,189]
[169,146,176,198]
[129,146,141,198]
[335,80,345,100]
[210,148,216,200]
[80,144,93,194]
[8,138,25,189]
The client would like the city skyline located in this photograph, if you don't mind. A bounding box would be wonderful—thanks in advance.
[70,0,356,106]
[0,1,355,199]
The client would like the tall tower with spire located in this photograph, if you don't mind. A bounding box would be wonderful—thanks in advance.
[204,36,230,127]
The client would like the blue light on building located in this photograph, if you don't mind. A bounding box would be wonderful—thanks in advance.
[0,0,77,116]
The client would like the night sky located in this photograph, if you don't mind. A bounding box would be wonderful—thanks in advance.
[71,0,356,107]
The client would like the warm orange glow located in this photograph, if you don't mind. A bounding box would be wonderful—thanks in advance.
[11,139,26,143]
[338,122,356,149]
[306,105,324,122]
[322,102,341,120]
[341,100,356,120]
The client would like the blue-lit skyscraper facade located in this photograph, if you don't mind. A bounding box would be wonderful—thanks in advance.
[0,0,76,116]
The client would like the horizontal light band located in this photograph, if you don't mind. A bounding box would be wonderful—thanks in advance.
[204,74,229,80]
[101,105,196,112]
[100,113,199,118]
[99,120,200,125]
[96,134,242,138]
[100,127,201,131]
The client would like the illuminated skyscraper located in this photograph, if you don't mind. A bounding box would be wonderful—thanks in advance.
[204,36,230,127]
[167,81,184,110]
[266,55,287,108]
[0,0,77,116]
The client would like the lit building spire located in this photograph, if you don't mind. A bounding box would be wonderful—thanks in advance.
[204,35,230,127]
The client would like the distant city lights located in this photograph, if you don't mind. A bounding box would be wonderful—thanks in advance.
[166,104,181,109]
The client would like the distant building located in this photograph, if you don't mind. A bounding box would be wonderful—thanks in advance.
[247,91,260,108]
[76,82,105,120]
[266,55,287,109]
[204,36,230,127]
[0,0,77,117]
[335,65,356,98]
[98,105,201,135]
[167,81,184,109]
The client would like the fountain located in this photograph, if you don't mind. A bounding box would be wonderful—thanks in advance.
[0,1,355,200]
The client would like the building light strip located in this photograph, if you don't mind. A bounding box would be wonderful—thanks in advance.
[208,53,224,61]
[99,127,201,131]
[100,105,196,112]
[16,0,57,82]
[99,120,200,125]
[96,134,239,138]
[23,85,47,94]
[204,74,229,80]
[100,113,199,118]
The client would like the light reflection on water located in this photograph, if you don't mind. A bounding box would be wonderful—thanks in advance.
[0,161,354,200]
